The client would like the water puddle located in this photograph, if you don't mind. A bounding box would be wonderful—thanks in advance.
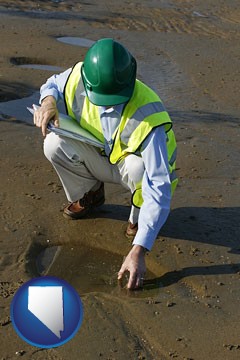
[10,57,63,72]
[0,92,39,124]
[35,244,161,297]
[57,37,95,48]
[18,64,63,71]
[0,37,93,122]
[0,92,66,124]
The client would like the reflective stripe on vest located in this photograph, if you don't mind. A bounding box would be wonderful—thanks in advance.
[121,101,166,144]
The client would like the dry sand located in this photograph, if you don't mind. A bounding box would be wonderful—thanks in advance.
[0,1,240,359]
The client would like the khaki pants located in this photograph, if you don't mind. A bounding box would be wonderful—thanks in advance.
[43,133,144,224]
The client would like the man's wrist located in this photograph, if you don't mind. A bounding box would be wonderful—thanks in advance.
[41,95,56,106]
[132,244,148,255]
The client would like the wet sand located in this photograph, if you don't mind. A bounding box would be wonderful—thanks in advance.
[0,1,240,359]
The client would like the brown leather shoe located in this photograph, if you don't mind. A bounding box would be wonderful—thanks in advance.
[125,222,138,238]
[63,182,105,219]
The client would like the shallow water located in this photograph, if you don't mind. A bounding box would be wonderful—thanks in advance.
[0,37,95,121]
[57,37,95,48]
[18,64,63,71]
[36,245,160,297]
[0,92,66,123]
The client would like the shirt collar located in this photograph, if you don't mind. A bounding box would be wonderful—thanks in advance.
[100,103,125,116]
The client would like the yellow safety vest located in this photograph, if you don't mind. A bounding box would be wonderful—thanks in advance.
[64,62,178,208]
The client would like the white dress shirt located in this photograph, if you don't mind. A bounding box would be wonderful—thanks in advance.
[40,69,172,251]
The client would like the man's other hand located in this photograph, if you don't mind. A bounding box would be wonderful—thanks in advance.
[118,245,146,290]
[34,96,59,137]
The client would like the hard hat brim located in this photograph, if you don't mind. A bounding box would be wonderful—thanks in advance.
[84,80,135,106]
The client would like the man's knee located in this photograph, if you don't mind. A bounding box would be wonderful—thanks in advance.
[124,154,144,184]
[43,133,62,162]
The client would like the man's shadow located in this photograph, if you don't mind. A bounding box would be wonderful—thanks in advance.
[152,206,240,287]
[97,205,239,252]
[143,262,240,289]
[161,206,239,253]
[97,205,240,287]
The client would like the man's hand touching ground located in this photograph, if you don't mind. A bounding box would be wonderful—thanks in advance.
[33,95,59,136]
[118,245,146,290]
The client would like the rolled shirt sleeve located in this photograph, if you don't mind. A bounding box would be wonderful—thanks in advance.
[39,68,72,104]
[132,126,172,251]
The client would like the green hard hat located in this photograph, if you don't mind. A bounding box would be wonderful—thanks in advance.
[81,38,137,106]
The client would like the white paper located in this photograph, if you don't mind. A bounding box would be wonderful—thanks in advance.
[27,105,104,149]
